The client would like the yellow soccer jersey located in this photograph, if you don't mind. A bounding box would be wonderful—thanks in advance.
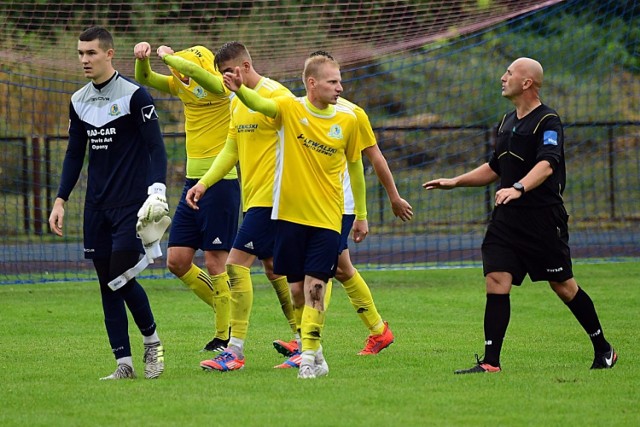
[271,96,365,232]
[165,46,234,179]
[337,97,377,215]
[229,77,292,211]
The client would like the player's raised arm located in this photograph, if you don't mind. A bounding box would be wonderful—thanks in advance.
[157,46,226,95]
[133,41,172,93]
[223,67,278,119]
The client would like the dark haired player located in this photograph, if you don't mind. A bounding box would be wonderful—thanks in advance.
[49,26,167,380]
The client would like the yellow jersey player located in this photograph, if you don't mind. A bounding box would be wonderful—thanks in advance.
[134,42,239,352]
[223,53,371,379]
[158,41,297,372]
[272,52,413,367]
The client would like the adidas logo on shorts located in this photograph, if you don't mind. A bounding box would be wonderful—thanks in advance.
[212,237,222,245]
[244,241,254,250]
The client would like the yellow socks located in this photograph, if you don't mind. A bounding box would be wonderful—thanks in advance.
[341,270,385,335]
[270,276,296,334]
[324,279,333,310]
[227,264,253,341]
[210,271,231,340]
[178,264,214,308]
[301,305,325,353]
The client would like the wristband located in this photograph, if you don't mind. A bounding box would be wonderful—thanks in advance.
[148,182,166,196]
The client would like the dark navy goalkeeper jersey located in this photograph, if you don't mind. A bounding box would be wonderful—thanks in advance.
[57,71,167,209]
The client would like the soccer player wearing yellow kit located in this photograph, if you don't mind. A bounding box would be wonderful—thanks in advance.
[224,54,371,379]
[157,41,297,372]
[133,42,240,352]
[272,51,414,364]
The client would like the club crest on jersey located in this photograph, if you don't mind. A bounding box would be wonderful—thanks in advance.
[108,103,121,117]
[328,124,343,139]
[193,86,207,99]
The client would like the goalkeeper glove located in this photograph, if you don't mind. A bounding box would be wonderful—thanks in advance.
[136,215,171,261]
[137,182,169,223]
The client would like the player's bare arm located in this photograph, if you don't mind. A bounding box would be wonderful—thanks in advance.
[362,144,413,221]
[48,197,66,237]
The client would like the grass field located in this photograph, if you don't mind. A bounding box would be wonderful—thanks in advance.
[1,263,638,426]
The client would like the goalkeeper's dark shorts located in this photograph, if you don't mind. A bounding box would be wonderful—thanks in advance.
[83,203,143,259]
[339,214,356,254]
[273,220,340,283]
[481,204,573,285]
[169,178,240,251]
[232,207,276,260]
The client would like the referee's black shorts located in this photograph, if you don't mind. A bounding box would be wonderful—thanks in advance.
[481,204,574,285]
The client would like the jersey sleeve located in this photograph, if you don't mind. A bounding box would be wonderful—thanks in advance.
[162,54,226,95]
[134,58,173,94]
[56,103,88,201]
[354,106,377,151]
[236,85,279,118]
[131,87,167,185]
[347,158,367,220]
[344,114,363,163]
[535,114,563,171]
[198,138,239,188]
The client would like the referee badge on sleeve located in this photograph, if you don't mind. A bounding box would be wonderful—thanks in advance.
[543,130,558,146]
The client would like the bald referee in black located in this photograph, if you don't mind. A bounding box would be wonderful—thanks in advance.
[423,57,617,374]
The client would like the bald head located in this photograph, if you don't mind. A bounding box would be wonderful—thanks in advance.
[511,57,543,90]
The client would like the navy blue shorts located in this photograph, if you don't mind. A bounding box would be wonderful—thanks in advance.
[339,214,356,254]
[168,178,240,251]
[83,203,143,259]
[482,204,573,285]
[273,220,340,282]
[232,207,276,260]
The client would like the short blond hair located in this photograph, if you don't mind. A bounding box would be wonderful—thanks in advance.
[302,55,340,84]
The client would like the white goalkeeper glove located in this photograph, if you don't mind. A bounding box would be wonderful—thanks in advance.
[107,213,170,291]
[136,215,172,261]
[137,182,169,223]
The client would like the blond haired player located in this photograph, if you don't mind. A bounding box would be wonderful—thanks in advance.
[223,54,370,379]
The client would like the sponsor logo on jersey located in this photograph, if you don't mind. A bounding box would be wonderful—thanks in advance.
[238,124,258,133]
[297,133,338,156]
[300,117,309,126]
[87,128,116,136]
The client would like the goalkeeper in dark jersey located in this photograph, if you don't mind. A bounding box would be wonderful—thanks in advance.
[423,57,617,374]
[49,27,168,380]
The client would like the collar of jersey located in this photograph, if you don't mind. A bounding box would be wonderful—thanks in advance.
[304,96,335,116]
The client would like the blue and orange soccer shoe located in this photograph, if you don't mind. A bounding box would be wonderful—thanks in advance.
[274,351,302,369]
[200,350,245,372]
[273,338,299,357]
